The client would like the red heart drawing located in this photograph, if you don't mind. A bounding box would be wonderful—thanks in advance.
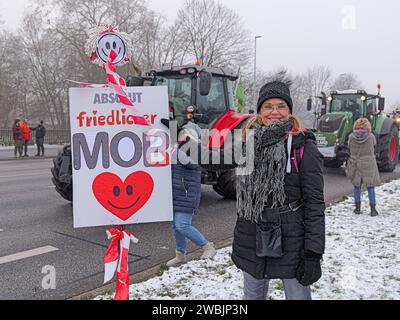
[92,172,154,221]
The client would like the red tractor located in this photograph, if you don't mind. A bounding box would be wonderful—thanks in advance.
[51,64,254,201]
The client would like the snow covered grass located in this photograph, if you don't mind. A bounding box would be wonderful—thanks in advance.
[95,179,400,300]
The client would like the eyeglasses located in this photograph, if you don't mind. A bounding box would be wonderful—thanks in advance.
[261,104,289,112]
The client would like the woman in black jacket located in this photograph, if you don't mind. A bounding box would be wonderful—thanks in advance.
[232,81,325,300]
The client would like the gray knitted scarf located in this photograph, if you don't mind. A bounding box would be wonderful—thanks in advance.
[237,119,293,223]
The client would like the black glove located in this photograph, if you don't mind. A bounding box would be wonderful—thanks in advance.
[296,251,323,286]
[178,136,191,150]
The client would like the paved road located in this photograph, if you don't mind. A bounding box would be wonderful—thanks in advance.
[0,158,399,300]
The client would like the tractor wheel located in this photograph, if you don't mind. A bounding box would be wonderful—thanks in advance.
[213,170,237,200]
[378,126,399,172]
[51,145,73,202]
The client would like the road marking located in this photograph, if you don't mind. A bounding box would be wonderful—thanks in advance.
[0,171,49,179]
[0,246,59,265]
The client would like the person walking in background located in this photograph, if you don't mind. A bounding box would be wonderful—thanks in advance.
[20,118,31,157]
[161,118,217,268]
[346,118,380,217]
[12,120,23,158]
[31,120,46,157]
[232,81,326,300]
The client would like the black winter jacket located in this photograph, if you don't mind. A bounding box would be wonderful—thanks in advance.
[172,160,202,214]
[232,131,325,280]
[31,125,46,139]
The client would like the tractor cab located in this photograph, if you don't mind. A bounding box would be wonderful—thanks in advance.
[317,90,386,146]
[310,86,399,172]
[325,90,384,125]
[148,64,238,129]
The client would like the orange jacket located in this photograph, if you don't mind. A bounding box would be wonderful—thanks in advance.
[20,121,31,141]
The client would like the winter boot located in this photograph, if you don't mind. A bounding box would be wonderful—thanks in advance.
[370,205,379,217]
[354,203,361,215]
[166,251,187,268]
[201,242,217,259]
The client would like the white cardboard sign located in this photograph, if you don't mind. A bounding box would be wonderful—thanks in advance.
[69,86,173,228]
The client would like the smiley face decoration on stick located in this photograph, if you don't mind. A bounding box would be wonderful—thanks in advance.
[85,24,131,67]
[84,24,149,126]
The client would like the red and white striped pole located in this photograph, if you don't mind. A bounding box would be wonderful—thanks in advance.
[103,50,149,127]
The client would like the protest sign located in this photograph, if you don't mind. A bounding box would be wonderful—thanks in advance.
[69,86,173,228]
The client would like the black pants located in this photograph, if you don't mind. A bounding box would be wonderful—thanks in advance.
[23,140,29,156]
[14,141,23,157]
[36,138,45,156]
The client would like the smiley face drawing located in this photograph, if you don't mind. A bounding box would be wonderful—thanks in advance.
[86,24,132,66]
[96,32,127,65]
[92,172,154,221]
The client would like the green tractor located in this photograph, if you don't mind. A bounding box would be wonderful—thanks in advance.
[307,86,399,172]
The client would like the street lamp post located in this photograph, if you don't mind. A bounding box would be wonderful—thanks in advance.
[253,36,262,112]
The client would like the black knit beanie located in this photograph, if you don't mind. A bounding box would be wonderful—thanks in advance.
[257,81,293,114]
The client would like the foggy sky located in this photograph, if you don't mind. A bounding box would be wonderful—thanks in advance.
[1,0,399,108]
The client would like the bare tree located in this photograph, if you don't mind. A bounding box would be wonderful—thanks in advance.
[295,66,332,127]
[4,0,163,128]
[300,65,332,99]
[19,9,75,128]
[331,73,363,91]
[175,0,252,68]
[0,29,29,128]
[157,23,190,67]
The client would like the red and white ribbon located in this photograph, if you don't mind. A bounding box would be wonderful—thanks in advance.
[68,49,149,126]
[104,227,139,301]
[103,50,149,126]
[66,80,109,89]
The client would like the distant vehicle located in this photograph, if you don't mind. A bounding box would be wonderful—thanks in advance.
[307,85,399,172]
[390,108,400,126]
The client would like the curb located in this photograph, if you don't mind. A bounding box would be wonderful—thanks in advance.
[0,156,55,162]
[69,238,234,301]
